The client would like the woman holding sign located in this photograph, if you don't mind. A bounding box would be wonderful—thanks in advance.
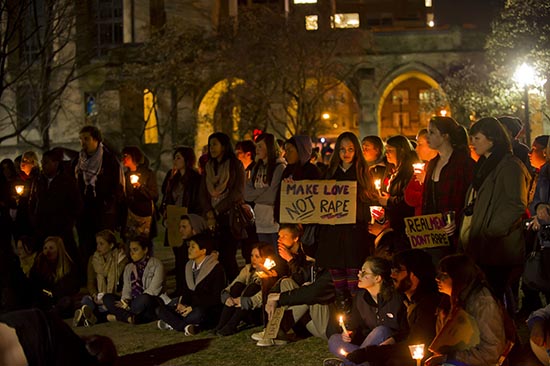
[316,132,378,317]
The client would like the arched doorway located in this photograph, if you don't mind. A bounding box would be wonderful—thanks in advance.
[378,71,449,139]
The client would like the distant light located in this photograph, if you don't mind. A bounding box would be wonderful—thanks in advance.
[332,123,339,129]
[427,20,435,27]
[322,113,330,120]
[440,109,448,117]
[320,137,326,143]
[513,62,546,88]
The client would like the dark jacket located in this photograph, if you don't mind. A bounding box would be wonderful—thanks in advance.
[181,255,226,311]
[161,168,202,215]
[384,165,415,236]
[200,157,245,216]
[124,165,158,217]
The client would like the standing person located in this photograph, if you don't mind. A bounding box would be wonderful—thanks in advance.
[32,149,82,269]
[416,117,475,261]
[0,159,17,250]
[361,135,386,182]
[245,133,286,251]
[327,257,407,366]
[415,129,438,163]
[14,151,40,239]
[316,132,378,316]
[121,146,158,240]
[103,237,163,324]
[74,126,125,269]
[498,115,530,170]
[459,117,530,304]
[426,254,508,366]
[200,132,245,281]
[235,140,259,264]
[379,136,418,241]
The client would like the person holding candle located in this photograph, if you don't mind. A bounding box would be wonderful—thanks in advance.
[157,233,225,334]
[316,132,378,319]
[326,256,407,366]
[14,150,40,239]
[121,146,159,240]
[361,135,387,182]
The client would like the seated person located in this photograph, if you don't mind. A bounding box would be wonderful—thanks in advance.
[157,233,225,335]
[16,235,37,277]
[103,237,164,324]
[0,308,117,365]
[277,224,312,286]
[426,254,508,366]
[214,242,273,336]
[326,257,407,365]
[74,230,128,327]
[527,304,550,365]
[29,236,80,317]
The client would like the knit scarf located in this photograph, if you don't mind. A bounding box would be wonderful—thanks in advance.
[92,249,124,294]
[76,142,104,196]
[130,255,150,299]
[472,146,508,192]
[205,159,231,206]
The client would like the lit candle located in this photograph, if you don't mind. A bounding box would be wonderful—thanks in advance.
[408,344,425,366]
[263,258,276,270]
[130,174,139,184]
[339,348,348,356]
[374,179,381,196]
[15,185,24,195]
[339,315,349,334]
[412,163,425,173]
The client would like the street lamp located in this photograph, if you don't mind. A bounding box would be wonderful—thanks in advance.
[513,62,546,146]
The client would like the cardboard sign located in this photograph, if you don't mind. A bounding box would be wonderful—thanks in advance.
[404,213,450,249]
[166,205,188,247]
[280,180,357,224]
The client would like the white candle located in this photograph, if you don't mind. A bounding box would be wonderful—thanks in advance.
[339,315,349,334]
[339,348,348,356]
[374,179,381,195]
[15,185,24,195]
[130,174,139,184]
[263,258,276,270]
[412,163,425,173]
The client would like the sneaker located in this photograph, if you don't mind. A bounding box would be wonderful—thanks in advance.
[322,358,344,366]
[251,330,265,341]
[81,305,97,327]
[72,309,83,327]
[157,320,174,330]
[184,324,197,336]
[106,314,117,323]
[255,338,288,347]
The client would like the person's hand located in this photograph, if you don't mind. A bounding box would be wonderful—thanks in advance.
[265,299,277,320]
[115,300,129,310]
[211,250,219,261]
[206,210,217,230]
[233,297,241,307]
[278,243,293,262]
[379,336,395,345]
[225,297,235,307]
[341,330,352,343]
[442,222,456,236]
[414,169,426,185]
[425,354,446,366]
[378,192,389,206]
[179,306,192,317]
[530,320,548,347]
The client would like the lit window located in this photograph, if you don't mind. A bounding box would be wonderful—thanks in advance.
[425,0,432,7]
[331,13,360,29]
[294,0,317,3]
[305,15,318,30]
[392,90,409,105]
[427,13,434,27]
[143,89,159,144]
[392,112,410,128]
[418,89,429,102]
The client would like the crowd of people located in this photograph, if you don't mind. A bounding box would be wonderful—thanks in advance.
[0,116,549,365]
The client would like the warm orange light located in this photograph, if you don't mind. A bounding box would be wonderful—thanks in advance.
[130,174,139,184]
[15,185,24,195]
[263,258,276,270]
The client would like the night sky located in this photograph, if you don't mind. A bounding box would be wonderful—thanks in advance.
[434,0,505,29]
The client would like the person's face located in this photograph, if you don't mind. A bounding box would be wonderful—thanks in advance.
[16,240,31,258]
[362,141,379,163]
[529,142,547,169]
[284,143,299,165]
[385,145,397,165]
[188,240,205,260]
[173,152,186,171]
[96,236,113,256]
[250,248,263,269]
[178,219,194,239]
[256,140,268,161]
[43,240,59,262]
[278,228,298,249]
[129,241,148,263]
[121,154,134,169]
[209,138,224,160]
[436,271,452,296]
[470,132,493,157]
[79,132,99,155]
[357,262,377,290]
[41,157,58,178]
[391,265,412,293]
[20,157,35,175]
[339,138,356,165]
[426,125,446,152]
[235,149,250,167]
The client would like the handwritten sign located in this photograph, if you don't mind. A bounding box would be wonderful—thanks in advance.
[280,180,356,224]
[404,213,450,249]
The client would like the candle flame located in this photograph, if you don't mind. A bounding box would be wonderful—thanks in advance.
[15,185,24,195]
[412,163,425,171]
[408,344,425,360]
[374,179,381,190]
[263,258,276,270]
[130,174,139,184]
[339,348,348,356]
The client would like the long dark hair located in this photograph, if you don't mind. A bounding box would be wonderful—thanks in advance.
[365,256,394,302]
[252,133,280,186]
[207,132,236,172]
[173,146,197,171]
[385,135,419,191]
[469,117,512,154]
[326,132,377,201]
[429,116,469,153]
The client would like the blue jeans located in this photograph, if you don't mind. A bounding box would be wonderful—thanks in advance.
[103,293,159,324]
[328,325,393,366]
[157,299,206,332]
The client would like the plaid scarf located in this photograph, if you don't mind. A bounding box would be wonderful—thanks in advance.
[75,142,104,196]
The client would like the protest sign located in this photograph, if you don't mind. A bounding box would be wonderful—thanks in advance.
[404,213,450,249]
[280,180,356,224]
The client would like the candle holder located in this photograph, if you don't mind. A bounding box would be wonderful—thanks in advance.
[263,258,276,270]
[413,163,425,174]
[408,344,424,366]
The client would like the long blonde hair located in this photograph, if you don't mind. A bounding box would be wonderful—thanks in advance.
[37,236,74,283]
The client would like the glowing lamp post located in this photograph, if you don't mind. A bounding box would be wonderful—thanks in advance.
[513,63,546,146]
[408,344,425,366]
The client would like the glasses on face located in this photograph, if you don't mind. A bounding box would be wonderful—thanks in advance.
[436,272,450,281]
[391,267,406,275]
